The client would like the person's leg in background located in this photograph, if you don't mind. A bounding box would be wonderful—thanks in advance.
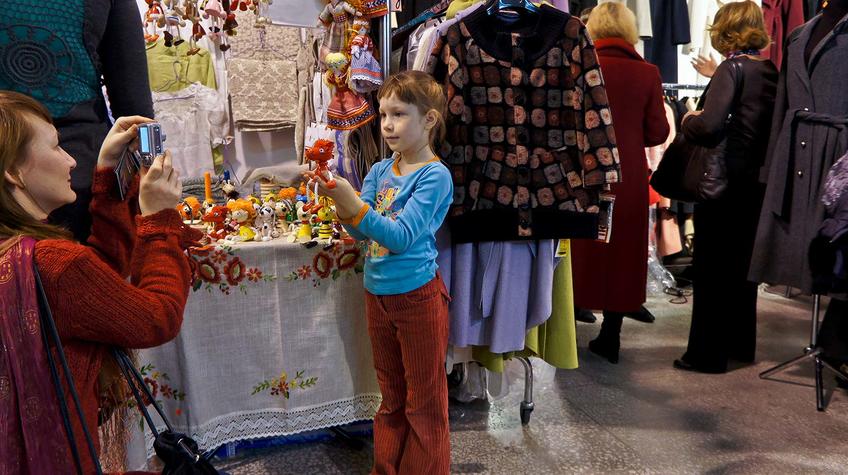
[589,311,624,364]
[678,199,731,373]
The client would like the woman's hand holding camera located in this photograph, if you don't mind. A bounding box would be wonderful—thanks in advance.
[97,116,154,169]
[139,151,181,216]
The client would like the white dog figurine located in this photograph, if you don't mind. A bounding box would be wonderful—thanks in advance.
[255,202,279,242]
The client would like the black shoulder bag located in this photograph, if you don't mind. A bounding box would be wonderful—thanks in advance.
[111,349,221,475]
[650,59,744,203]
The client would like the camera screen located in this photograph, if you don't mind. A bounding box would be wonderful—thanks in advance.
[139,127,150,154]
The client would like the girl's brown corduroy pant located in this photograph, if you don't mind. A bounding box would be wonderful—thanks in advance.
[365,274,451,475]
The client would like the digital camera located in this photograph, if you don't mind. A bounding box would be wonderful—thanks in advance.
[137,123,166,167]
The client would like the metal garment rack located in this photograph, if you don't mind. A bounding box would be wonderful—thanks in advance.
[380,6,535,426]
[662,83,707,91]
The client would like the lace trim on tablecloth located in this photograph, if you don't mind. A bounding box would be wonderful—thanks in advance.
[143,393,382,457]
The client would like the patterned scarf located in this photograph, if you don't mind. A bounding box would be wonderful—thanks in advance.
[0,236,74,474]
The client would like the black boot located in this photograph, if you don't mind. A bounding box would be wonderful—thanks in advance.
[589,311,623,364]
[625,305,655,323]
[575,307,597,323]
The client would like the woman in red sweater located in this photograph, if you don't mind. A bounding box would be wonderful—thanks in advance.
[0,90,199,473]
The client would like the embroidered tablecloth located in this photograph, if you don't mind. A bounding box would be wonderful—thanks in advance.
[127,239,380,462]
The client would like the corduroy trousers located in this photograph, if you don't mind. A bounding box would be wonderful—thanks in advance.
[365,274,451,475]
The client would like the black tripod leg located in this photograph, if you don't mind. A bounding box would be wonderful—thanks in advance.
[759,351,815,379]
[815,355,825,411]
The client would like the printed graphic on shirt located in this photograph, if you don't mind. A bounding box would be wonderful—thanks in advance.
[369,181,401,258]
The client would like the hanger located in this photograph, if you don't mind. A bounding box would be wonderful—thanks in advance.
[154,54,187,93]
[486,0,540,15]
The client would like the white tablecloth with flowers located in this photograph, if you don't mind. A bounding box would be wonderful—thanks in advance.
[127,239,381,462]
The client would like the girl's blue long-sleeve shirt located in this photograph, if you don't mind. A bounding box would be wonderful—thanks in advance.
[342,156,453,295]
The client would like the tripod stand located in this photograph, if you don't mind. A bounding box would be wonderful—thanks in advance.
[760,295,848,411]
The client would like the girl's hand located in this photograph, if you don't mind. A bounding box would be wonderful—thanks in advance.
[305,173,362,219]
[97,116,155,169]
[139,151,181,216]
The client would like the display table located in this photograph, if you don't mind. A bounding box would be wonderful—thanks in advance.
[129,239,381,459]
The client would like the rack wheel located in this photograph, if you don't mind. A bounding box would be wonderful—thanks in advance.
[520,401,534,425]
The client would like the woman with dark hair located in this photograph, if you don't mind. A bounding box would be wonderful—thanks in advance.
[675,1,777,374]
[0,90,198,472]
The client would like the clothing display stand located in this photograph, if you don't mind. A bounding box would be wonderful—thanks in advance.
[661,83,707,91]
[453,357,534,425]
[516,357,535,425]
[759,295,848,411]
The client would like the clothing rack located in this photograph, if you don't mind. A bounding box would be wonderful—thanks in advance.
[662,83,707,91]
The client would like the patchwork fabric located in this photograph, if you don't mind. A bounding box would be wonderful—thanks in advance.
[426,7,620,242]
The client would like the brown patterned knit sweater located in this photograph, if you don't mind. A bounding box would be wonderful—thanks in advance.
[426,5,621,241]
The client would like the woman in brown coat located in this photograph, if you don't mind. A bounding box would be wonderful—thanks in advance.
[676,1,777,373]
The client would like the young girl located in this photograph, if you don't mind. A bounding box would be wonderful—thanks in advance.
[310,70,453,474]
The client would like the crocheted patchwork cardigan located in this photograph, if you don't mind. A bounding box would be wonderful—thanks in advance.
[426,5,620,242]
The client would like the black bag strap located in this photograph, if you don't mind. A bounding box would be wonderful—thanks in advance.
[35,265,104,475]
[727,59,745,121]
[696,58,744,116]
[111,347,173,435]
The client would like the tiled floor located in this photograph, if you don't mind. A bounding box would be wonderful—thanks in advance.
[216,288,848,474]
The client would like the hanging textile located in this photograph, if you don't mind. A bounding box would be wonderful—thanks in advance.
[762,0,805,70]
[750,19,848,293]
[643,0,691,82]
[152,83,230,178]
[145,39,217,92]
[227,11,303,131]
[471,253,579,372]
[426,4,621,242]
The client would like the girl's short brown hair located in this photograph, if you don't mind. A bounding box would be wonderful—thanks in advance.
[0,90,71,241]
[586,2,639,46]
[709,1,771,55]
[377,70,447,149]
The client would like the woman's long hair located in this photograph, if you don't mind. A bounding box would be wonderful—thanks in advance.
[0,91,71,241]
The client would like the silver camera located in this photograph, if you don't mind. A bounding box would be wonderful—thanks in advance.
[137,123,166,167]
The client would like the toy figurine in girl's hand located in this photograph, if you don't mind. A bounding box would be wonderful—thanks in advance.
[303,139,337,212]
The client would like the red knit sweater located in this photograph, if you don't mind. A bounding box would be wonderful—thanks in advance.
[35,168,197,474]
